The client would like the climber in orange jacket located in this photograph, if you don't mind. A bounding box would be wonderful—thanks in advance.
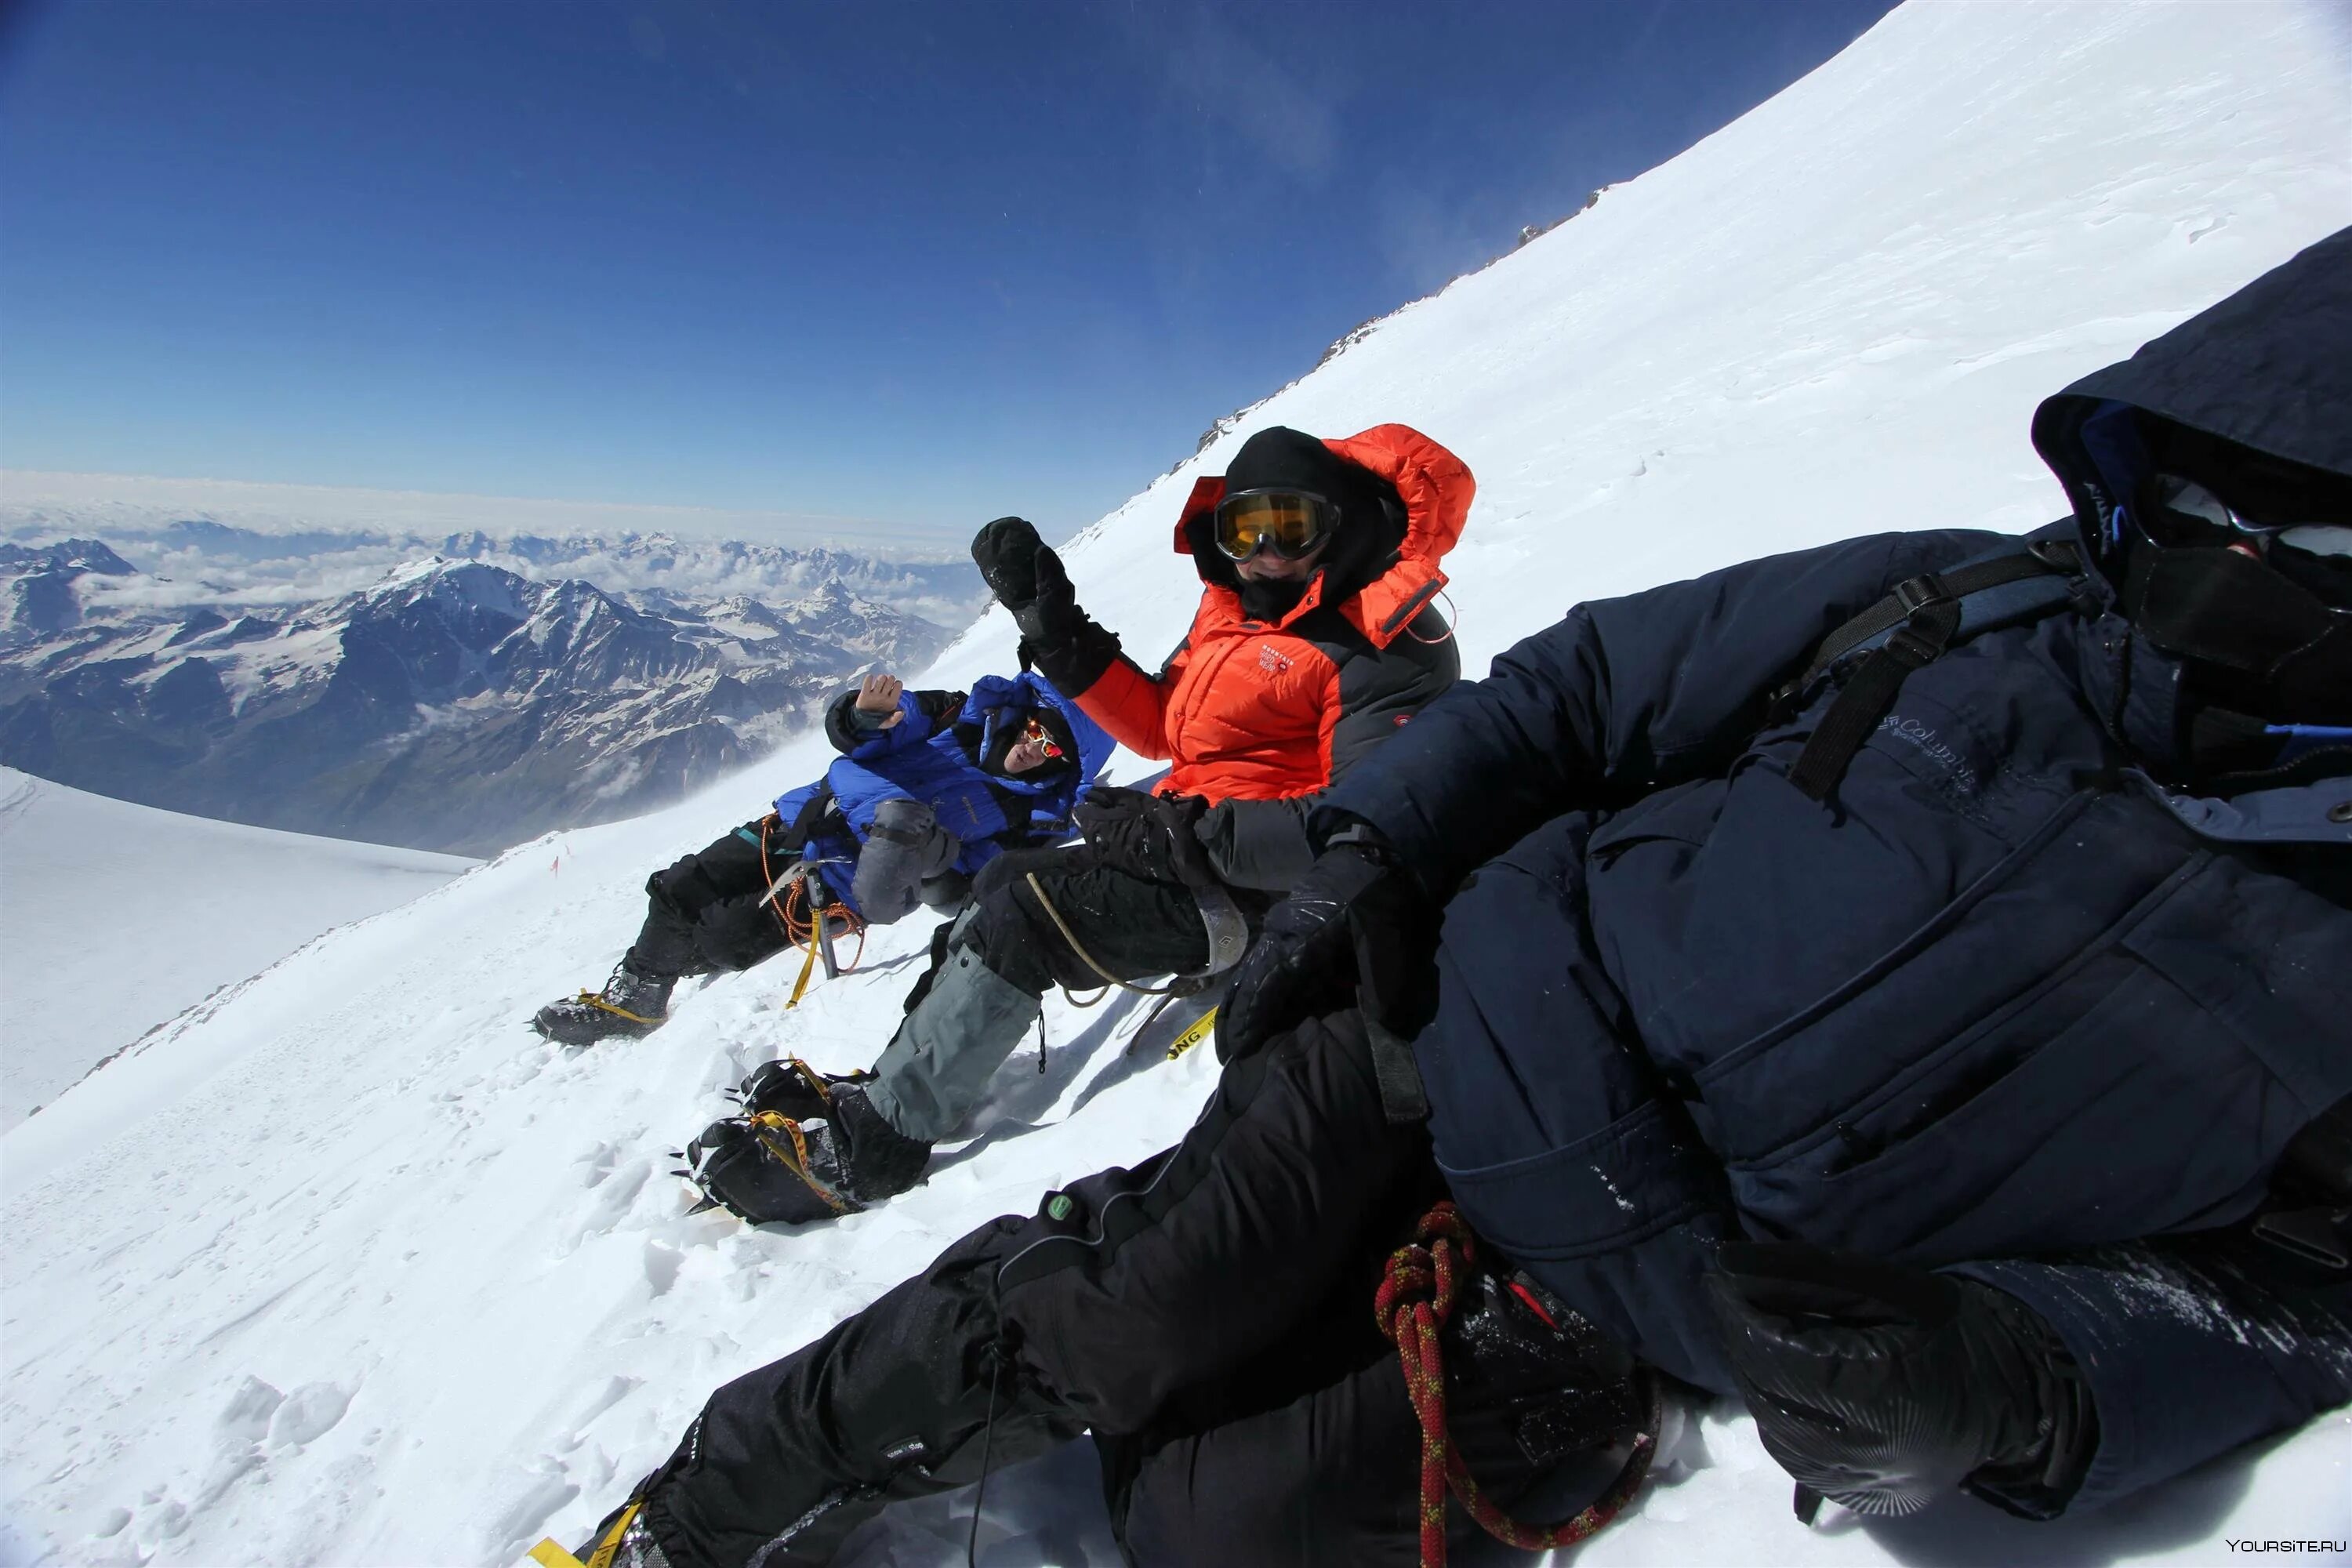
[680,423,1472,1224]
[1014,420,1475,887]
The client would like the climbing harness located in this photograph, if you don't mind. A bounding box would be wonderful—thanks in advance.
[1374,1203,1658,1568]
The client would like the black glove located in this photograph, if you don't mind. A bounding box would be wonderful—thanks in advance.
[972,516,1047,611]
[1215,833,1439,1063]
[1073,786,1217,889]
[1707,1242,2095,1522]
[971,517,1112,690]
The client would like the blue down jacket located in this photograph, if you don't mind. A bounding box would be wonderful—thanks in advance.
[772,672,1113,914]
[1320,227,2352,1509]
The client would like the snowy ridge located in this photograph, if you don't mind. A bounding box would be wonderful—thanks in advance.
[0,768,475,1131]
[6,4,2351,1565]
[0,553,951,855]
[0,513,985,628]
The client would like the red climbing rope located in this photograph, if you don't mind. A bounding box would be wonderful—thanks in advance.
[1374,1201,1659,1568]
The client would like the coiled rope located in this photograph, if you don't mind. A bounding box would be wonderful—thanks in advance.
[1374,1202,1659,1567]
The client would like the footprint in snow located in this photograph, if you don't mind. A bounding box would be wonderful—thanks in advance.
[269,1381,354,1449]
[643,1238,684,1298]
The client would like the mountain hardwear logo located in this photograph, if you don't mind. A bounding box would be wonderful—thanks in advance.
[1258,644,1293,674]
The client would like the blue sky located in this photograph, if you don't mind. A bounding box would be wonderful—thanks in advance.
[2,1,1895,543]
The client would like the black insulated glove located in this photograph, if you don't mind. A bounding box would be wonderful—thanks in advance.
[1215,833,1439,1064]
[971,516,1047,610]
[1708,1242,2096,1522]
[970,517,1117,693]
[1073,786,1217,889]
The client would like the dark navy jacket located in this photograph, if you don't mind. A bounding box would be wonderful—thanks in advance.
[772,673,1113,914]
[1322,228,2352,1511]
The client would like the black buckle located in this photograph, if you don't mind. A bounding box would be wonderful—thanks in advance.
[1885,625,1944,667]
[1893,573,1950,614]
[2256,1207,2350,1271]
[2027,538,2081,572]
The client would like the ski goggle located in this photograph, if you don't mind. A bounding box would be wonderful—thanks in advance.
[1212,488,1339,563]
[2140,472,2352,563]
[1019,717,1063,759]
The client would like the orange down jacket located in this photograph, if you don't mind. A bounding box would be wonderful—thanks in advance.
[1073,423,1472,888]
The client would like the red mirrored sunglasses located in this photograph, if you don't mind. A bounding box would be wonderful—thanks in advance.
[1020,717,1064,758]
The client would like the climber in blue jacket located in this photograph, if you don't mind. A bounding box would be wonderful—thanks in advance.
[533,670,1111,1045]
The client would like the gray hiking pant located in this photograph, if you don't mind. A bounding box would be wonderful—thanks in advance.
[862,842,1240,1142]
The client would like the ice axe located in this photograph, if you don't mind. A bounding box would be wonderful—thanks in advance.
[763,857,849,1006]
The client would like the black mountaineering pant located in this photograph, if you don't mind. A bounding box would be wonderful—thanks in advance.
[961,841,1230,995]
[624,819,795,980]
[632,1011,1505,1567]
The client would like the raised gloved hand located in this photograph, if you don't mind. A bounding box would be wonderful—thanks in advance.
[972,516,1049,611]
[1073,786,1216,888]
[971,517,1109,688]
[1215,827,1439,1063]
[1707,1242,2094,1522]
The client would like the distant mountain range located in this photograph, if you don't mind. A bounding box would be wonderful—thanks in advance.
[0,528,977,855]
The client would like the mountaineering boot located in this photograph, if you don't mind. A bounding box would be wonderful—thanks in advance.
[679,1085,931,1224]
[533,964,677,1047]
[860,939,1043,1142]
[798,1083,935,1205]
[681,1114,853,1225]
[733,1056,879,1125]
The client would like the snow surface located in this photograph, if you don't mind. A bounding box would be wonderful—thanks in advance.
[7,3,2352,1564]
[0,768,474,1132]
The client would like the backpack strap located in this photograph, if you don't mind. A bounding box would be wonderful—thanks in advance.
[772,781,840,856]
[1786,539,2083,801]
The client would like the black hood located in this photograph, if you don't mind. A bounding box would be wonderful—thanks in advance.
[1186,426,1409,620]
[2029,227,2352,740]
[978,701,1077,782]
[2031,225,2352,575]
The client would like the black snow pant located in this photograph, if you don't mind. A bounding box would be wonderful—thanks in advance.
[632,1011,1583,1567]
[624,818,796,982]
[960,841,1230,996]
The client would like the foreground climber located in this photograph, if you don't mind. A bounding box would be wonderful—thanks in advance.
[532,670,1110,1046]
[681,423,1468,1221]
[579,232,2352,1567]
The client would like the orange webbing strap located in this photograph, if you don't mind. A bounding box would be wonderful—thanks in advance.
[1374,1202,1658,1567]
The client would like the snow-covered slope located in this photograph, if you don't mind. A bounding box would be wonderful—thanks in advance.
[6,4,2350,1565]
[0,768,474,1131]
